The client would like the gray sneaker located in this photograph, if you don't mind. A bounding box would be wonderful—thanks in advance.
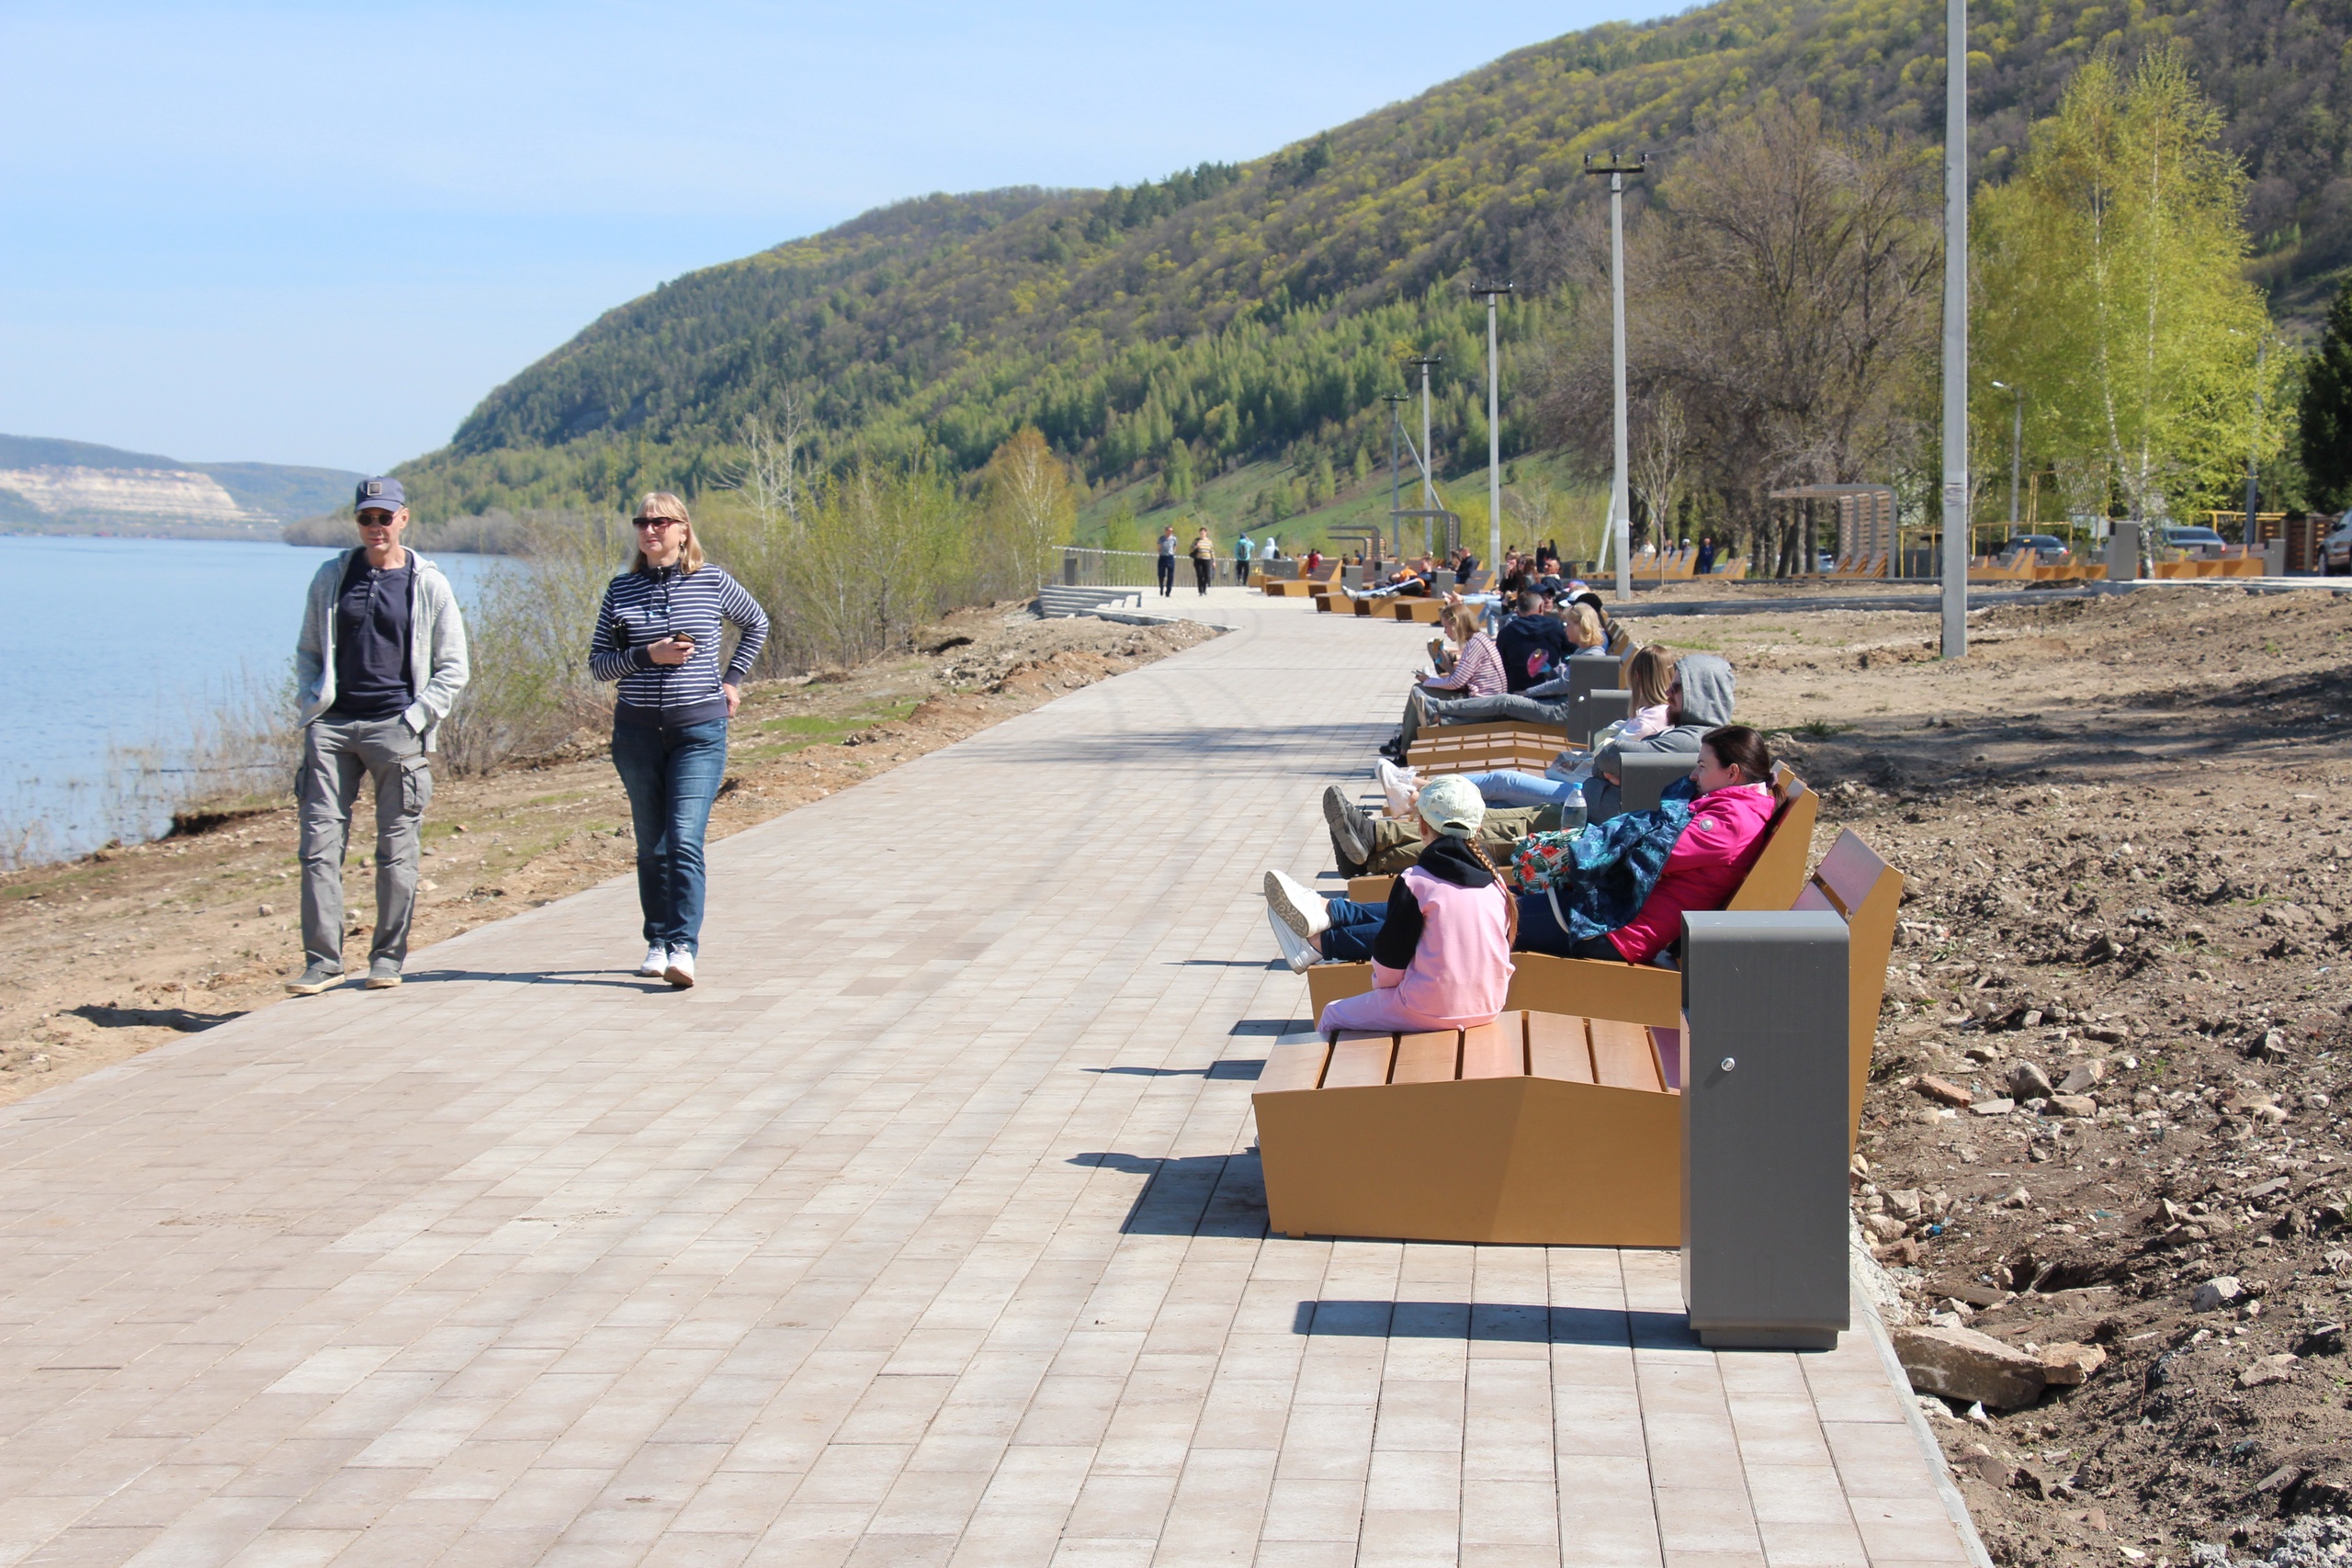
[365,958,402,990]
[286,962,343,996]
[1322,784,1374,868]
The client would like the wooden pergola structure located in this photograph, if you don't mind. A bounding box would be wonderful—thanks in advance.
[1769,484,1896,578]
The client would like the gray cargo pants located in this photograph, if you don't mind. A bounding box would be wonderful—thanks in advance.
[298,714,432,972]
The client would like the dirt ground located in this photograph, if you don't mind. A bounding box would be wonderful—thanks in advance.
[0,603,1216,1109]
[1656,582,2352,1567]
[9,577,2352,1563]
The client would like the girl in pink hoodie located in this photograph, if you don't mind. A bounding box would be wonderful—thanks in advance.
[1263,776,1516,1034]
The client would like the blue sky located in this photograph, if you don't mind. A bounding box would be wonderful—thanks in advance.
[1,2,1679,472]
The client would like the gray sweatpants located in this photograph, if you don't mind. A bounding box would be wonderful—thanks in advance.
[1399,690,1575,752]
[298,714,432,971]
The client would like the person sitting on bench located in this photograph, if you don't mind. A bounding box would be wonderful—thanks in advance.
[1511,726,1776,961]
[1495,589,1571,693]
[1264,780,1517,1038]
[1402,602,1605,739]
[1378,604,1504,761]
[1583,652,1736,823]
[1377,646,1677,814]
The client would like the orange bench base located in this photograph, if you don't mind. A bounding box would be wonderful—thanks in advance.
[1254,1011,1682,1246]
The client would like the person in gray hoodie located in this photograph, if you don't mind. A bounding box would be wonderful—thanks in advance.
[286,478,470,995]
[1581,653,1736,822]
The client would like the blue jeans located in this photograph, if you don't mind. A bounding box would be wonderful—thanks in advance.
[611,717,729,953]
[1319,897,1389,963]
[1458,769,1584,809]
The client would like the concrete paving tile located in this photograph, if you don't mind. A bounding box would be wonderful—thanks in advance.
[0,596,1979,1568]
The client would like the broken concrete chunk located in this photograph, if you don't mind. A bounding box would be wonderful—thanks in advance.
[1891,1325,2050,1410]
[2239,1355,2297,1389]
[2192,1276,2245,1313]
[1970,1098,2016,1116]
[2045,1094,2098,1118]
[2040,1343,2108,1386]
[2008,1061,2055,1100]
[2057,1060,2105,1094]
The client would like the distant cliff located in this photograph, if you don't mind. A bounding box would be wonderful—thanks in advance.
[0,434,361,541]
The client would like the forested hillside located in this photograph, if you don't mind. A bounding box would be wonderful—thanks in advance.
[397,0,2352,522]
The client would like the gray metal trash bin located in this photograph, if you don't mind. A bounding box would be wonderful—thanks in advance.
[1680,910,1851,1350]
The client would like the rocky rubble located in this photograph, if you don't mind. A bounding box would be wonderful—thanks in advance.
[1710,584,2352,1566]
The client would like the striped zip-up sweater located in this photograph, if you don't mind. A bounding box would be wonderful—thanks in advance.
[588,563,771,728]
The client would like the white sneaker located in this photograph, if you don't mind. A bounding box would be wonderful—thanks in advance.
[637,944,669,977]
[1266,907,1318,973]
[1374,757,1420,818]
[663,949,696,988]
[1263,869,1331,939]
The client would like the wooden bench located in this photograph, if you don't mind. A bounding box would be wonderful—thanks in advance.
[1391,597,1445,623]
[1404,721,1573,778]
[1264,565,1339,598]
[1253,1010,1681,1245]
[1315,768,1817,1017]
[1260,826,1902,1244]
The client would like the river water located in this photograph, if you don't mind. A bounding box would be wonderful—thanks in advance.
[0,536,501,865]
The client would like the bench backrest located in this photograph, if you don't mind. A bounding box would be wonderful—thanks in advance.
[1788,829,1904,1150]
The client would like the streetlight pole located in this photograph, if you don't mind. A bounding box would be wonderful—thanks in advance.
[1585,152,1646,604]
[1383,392,1407,562]
[1938,0,1970,658]
[2245,337,2268,539]
[1991,380,2022,526]
[1471,283,1512,576]
[1408,355,1442,556]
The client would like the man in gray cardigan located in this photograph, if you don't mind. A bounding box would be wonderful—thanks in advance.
[287,477,470,994]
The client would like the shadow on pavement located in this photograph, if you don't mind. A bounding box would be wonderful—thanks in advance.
[1071,1151,1269,1237]
[1290,1300,1694,1347]
[400,967,670,992]
[68,1002,243,1032]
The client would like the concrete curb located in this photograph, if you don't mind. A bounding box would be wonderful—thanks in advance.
[1851,1232,1998,1568]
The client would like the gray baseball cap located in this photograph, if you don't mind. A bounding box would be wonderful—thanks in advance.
[354,476,405,513]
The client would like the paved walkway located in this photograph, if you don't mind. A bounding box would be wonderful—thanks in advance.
[0,592,1982,1568]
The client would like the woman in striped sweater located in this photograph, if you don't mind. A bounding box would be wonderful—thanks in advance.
[588,492,771,987]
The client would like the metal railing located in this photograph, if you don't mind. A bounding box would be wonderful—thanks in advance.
[1058,547,1255,589]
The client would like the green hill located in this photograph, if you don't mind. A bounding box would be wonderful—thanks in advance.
[398,0,2352,524]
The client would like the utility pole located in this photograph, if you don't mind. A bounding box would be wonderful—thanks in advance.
[2245,338,2268,539]
[1938,0,1970,658]
[1408,355,1442,556]
[1471,282,1513,576]
[1383,392,1408,561]
[1992,380,2022,526]
[1585,152,1646,603]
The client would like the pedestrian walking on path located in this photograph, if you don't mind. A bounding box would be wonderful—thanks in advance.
[1233,530,1252,587]
[1156,525,1177,597]
[287,477,471,995]
[588,492,771,988]
[1191,526,1216,595]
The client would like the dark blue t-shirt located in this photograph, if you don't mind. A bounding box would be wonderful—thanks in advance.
[326,552,414,721]
[1496,613,1571,693]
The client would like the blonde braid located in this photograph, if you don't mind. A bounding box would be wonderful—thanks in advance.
[1464,834,1520,942]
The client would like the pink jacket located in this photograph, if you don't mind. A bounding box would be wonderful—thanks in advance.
[1375,864,1516,1025]
[1609,783,1778,963]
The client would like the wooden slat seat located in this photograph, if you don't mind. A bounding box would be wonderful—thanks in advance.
[1252,1010,1680,1245]
[1263,822,1905,1247]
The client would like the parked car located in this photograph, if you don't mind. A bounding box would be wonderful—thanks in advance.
[2324,513,2352,574]
[2001,533,2070,563]
[2156,525,2230,554]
